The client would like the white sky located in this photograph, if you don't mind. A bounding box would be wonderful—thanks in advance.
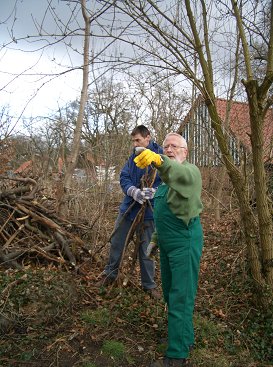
[0,0,85,119]
[0,0,255,125]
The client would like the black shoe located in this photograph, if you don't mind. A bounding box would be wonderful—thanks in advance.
[166,357,193,367]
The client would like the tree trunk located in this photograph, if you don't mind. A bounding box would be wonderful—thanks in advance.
[245,80,273,285]
[58,0,91,214]
[206,101,266,289]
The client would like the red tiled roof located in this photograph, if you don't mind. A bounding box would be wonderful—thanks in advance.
[181,96,273,162]
[215,99,273,161]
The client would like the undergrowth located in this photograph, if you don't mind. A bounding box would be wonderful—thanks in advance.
[0,211,273,366]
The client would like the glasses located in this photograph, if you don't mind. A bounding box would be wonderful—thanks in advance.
[163,144,187,150]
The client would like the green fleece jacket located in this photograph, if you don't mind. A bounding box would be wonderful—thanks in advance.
[151,155,203,244]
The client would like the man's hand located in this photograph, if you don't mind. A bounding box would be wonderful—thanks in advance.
[127,186,145,204]
[142,187,156,200]
[134,149,162,169]
[146,242,158,258]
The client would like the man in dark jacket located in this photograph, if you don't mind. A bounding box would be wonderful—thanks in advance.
[97,125,162,298]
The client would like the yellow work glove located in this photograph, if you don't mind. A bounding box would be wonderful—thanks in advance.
[134,149,162,169]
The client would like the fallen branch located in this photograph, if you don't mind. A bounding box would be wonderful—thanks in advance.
[53,231,76,266]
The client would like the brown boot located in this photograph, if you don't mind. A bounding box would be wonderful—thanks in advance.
[95,274,115,287]
[144,288,161,300]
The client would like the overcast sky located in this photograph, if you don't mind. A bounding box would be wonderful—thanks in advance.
[0,0,260,127]
[0,0,87,120]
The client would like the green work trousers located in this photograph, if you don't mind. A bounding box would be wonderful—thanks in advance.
[154,184,203,359]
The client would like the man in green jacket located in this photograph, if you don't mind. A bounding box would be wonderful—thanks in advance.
[134,133,203,367]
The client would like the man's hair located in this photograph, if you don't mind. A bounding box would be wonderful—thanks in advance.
[131,125,151,137]
[164,132,188,149]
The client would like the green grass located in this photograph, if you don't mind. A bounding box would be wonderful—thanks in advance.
[1,263,272,367]
[194,314,224,348]
[102,340,126,360]
[81,307,111,326]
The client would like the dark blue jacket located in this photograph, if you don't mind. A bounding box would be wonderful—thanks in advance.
[119,141,163,221]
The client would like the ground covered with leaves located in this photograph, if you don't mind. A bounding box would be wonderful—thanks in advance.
[0,210,272,367]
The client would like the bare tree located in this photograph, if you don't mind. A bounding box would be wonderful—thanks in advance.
[60,0,91,202]
[1,0,120,190]
[130,72,191,142]
[105,0,273,303]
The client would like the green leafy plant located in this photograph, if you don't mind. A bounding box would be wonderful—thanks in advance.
[20,351,34,361]
[242,309,273,362]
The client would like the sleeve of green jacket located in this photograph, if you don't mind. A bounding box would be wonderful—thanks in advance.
[156,155,203,225]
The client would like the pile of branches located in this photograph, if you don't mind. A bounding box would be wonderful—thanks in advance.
[0,175,87,270]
